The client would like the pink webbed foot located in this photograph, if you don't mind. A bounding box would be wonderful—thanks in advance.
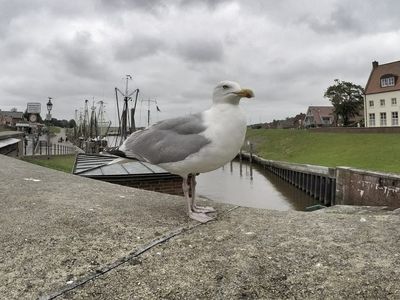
[189,211,214,223]
[192,205,216,214]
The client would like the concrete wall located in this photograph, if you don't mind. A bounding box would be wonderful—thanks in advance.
[336,167,400,207]
[245,152,400,208]
[0,131,24,157]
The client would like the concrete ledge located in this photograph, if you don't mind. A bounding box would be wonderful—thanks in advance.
[0,131,24,157]
[241,152,335,177]
[0,130,24,139]
[1,155,400,299]
[336,166,400,207]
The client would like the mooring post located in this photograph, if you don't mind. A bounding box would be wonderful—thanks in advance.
[248,142,253,180]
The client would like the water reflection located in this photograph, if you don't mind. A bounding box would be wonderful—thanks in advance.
[196,159,318,211]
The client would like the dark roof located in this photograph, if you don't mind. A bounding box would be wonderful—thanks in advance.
[73,153,178,178]
[365,60,400,95]
[0,110,24,118]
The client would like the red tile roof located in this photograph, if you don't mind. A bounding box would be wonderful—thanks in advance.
[365,60,400,95]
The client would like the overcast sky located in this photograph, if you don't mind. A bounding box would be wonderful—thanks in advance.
[1,0,400,126]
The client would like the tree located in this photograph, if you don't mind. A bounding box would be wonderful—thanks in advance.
[324,79,364,126]
[68,119,77,128]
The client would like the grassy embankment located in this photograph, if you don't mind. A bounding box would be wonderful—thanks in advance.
[48,126,61,134]
[246,129,400,174]
[20,129,400,174]
[22,155,76,173]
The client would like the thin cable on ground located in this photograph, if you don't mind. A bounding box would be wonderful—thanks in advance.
[40,205,241,300]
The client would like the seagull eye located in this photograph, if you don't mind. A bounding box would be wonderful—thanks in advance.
[222,85,230,89]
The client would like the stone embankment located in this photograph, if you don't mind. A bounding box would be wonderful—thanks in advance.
[1,155,399,299]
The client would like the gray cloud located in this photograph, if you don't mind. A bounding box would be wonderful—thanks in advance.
[179,0,231,9]
[43,31,112,80]
[114,35,166,61]
[1,0,400,125]
[96,0,168,15]
[298,5,361,35]
[176,38,224,63]
[297,0,400,35]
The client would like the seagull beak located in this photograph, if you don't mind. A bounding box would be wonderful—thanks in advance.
[235,88,254,98]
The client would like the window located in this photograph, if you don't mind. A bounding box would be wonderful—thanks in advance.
[392,98,397,106]
[380,112,387,126]
[321,117,331,124]
[369,100,374,107]
[369,113,375,126]
[381,76,395,87]
[392,112,399,126]
[380,99,385,107]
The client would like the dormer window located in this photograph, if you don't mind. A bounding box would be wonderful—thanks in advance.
[380,75,396,87]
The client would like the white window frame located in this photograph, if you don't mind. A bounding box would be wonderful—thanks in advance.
[392,112,399,126]
[369,100,374,107]
[392,98,397,106]
[381,77,395,87]
[380,112,387,126]
[380,99,385,107]
[369,113,375,126]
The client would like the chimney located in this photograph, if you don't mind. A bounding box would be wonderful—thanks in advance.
[372,61,379,69]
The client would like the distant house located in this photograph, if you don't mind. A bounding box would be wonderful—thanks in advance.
[364,60,400,127]
[0,109,24,126]
[304,106,334,128]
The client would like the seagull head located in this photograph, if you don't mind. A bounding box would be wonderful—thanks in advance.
[212,80,254,105]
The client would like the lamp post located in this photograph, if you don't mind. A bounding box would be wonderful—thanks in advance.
[46,97,53,157]
[46,97,53,121]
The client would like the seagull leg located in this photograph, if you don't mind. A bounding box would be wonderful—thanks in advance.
[191,175,216,214]
[183,175,213,223]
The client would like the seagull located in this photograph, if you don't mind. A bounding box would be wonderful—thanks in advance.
[112,80,254,223]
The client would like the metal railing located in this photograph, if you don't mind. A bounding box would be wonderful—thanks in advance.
[25,140,76,156]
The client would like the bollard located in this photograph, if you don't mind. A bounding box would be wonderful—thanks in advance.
[249,142,253,180]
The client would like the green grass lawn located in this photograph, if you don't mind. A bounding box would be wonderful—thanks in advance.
[22,155,76,173]
[49,126,61,134]
[246,129,400,174]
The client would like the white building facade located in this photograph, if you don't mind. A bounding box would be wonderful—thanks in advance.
[364,60,400,127]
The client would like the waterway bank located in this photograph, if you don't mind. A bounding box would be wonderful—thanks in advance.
[241,152,400,208]
[197,160,318,211]
[1,154,400,299]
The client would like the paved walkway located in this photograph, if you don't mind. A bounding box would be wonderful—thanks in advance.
[24,128,75,156]
[1,155,399,299]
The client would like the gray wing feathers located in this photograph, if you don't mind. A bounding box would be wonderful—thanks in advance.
[121,114,210,164]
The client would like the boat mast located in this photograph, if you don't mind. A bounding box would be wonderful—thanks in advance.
[115,75,139,144]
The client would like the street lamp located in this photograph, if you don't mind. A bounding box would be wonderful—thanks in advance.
[46,97,53,158]
[46,97,53,121]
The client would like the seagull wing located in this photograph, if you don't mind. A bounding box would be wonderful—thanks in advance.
[120,113,211,164]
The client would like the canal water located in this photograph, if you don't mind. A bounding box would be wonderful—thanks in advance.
[196,159,318,211]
